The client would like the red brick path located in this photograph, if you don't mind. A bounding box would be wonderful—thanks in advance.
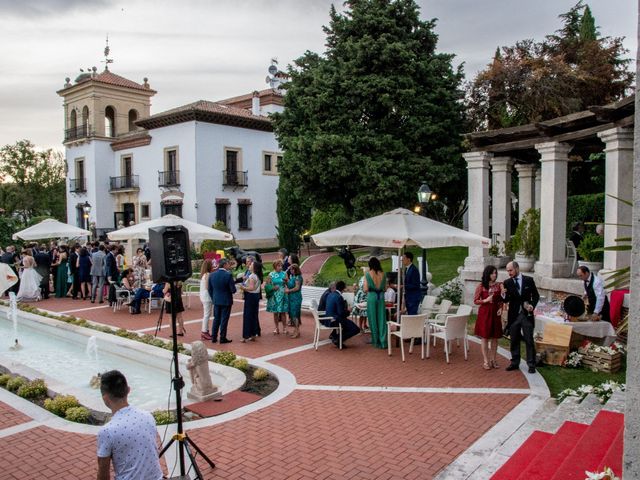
[0,401,31,430]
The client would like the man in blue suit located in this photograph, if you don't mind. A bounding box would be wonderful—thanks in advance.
[324,281,360,348]
[208,258,236,343]
[403,252,422,315]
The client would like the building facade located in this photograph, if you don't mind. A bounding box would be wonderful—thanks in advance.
[58,68,283,248]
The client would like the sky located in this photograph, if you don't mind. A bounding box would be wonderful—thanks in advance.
[0,0,636,151]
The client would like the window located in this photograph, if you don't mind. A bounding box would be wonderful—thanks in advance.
[121,155,133,177]
[82,106,89,126]
[128,109,138,131]
[263,154,272,172]
[161,203,182,217]
[140,203,150,219]
[165,148,178,172]
[70,109,77,130]
[276,155,282,173]
[216,203,228,226]
[238,200,252,230]
[262,151,282,175]
[105,106,116,137]
[75,158,85,180]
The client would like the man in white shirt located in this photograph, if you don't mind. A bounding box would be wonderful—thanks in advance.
[97,370,163,480]
[576,266,610,322]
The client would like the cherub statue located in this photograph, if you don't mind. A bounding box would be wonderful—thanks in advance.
[186,341,220,402]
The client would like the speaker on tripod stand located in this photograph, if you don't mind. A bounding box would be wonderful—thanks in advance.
[149,226,215,479]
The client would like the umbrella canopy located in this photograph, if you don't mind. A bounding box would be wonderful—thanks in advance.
[12,218,90,241]
[312,208,490,249]
[107,215,233,243]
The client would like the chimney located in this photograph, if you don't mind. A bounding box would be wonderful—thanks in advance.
[251,91,260,116]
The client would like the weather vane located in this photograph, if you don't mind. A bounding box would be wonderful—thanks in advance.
[102,34,114,71]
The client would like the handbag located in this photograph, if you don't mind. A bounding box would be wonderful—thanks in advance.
[264,282,275,299]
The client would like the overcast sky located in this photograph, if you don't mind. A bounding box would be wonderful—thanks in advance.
[0,0,635,151]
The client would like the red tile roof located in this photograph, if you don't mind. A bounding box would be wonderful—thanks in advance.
[218,88,284,106]
[59,69,156,94]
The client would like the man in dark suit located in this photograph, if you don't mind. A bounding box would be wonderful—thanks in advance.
[324,281,360,348]
[34,244,51,299]
[502,261,540,373]
[208,258,236,343]
[402,252,422,315]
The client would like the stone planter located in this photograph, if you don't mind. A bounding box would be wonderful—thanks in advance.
[488,256,511,269]
[515,253,535,272]
[578,260,603,275]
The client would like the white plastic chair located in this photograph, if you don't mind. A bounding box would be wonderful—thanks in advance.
[432,303,472,326]
[183,279,200,309]
[419,295,438,315]
[113,287,132,312]
[566,239,577,276]
[311,298,342,350]
[342,292,355,310]
[387,313,427,361]
[426,314,469,363]
[428,299,453,321]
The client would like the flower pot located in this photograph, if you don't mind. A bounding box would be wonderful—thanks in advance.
[515,253,535,272]
[578,260,603,275]
[488,256,512,269]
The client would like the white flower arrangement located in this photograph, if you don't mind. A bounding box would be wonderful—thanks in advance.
[564,351,583,368]
[578,340,626,357]
[584,466,620,479]
[557,381,625,404]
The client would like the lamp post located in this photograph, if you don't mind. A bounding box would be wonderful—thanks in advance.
[417,182,436,298]
[82,201,91,234]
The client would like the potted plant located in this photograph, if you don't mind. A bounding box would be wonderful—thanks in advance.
[510,208,540,272]
[487,241,511,268]
[577,233,604,274]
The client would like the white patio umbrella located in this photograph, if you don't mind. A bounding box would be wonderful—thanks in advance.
[312,208,490,321]
[107,215,233,243]
[12,218,90,241]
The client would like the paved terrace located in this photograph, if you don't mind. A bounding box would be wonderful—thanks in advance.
[0,254,545,479]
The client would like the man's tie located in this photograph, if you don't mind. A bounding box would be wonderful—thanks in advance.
[514,277,520,295]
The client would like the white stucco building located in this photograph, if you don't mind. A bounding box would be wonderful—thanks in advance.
[57,67,284,248]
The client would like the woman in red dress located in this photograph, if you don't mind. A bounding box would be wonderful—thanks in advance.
[474,265,503,370]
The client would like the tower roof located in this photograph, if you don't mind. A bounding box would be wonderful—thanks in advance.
[57,70,156,95]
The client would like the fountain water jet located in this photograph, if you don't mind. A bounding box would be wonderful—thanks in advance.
[8,292,19,348]
[86,336,101,388]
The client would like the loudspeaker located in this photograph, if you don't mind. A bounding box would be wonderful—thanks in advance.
[148,226,192,282]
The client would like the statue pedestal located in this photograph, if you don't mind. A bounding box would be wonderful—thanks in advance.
[187,388,221,402]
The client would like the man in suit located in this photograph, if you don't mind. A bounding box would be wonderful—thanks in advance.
[90,244,107,303]
[576,266,610,322]
[402,252,422,315]
[324,281,360,348]
[34,244,51,299]
[208,258,236,343]
[502,261,540,373]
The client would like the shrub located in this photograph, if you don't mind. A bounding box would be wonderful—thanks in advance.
[17,378,48,399]
[577,233,604,263]
[152,410,176,425]
[252,368,269,381]
[0,374,12,387]
[231,358,249,372]
[6,376,26,393]
[201,221,234,254]
[511,208,540,257]
[437,277,464,305]
[566,193,605,234]
[212,351,237,366]
[309,205,351,234]
[44,395,80,417]
[65,406,90,423]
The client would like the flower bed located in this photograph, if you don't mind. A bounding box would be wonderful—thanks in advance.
[577,341,625,373]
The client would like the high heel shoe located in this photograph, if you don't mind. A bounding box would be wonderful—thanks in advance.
[273,329,280,335]
[483,362,491,370]
[491,360,500,369]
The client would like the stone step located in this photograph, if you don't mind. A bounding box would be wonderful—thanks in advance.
[604,390,626,413]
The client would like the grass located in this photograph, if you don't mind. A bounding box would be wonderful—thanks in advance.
[537,365,626,398]
[313,246,468,287]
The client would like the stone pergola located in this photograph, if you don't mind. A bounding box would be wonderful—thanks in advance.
[460,95,634,300]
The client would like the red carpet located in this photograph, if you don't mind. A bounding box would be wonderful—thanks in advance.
[185,391,261,418]
[550,410,624,480]
[597,427,624,476]
[516,421,588,479]
[491,431,553,480]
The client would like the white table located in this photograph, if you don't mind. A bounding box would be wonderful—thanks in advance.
[535,314,616,346]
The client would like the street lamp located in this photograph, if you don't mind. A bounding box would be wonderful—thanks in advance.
[417,182,435,298]
[82,201,91,233]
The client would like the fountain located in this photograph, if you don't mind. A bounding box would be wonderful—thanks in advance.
[8,292,20,349]
[86,336,101,388]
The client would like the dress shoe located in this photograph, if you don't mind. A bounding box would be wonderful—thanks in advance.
[220,338,232,344]
[201,332,212,341]
[211,338,218,343]
[528,366,536,374]
[505,364,519,371]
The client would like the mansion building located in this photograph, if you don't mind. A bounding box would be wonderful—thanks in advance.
[58,68,284,248]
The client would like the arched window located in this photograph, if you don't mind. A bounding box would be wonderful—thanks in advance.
[70,109,77,130]
[128,109,138,131]
[105,106,116,137]
[82,106,89,126]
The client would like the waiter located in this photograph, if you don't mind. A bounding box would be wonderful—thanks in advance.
[576,266,610,322]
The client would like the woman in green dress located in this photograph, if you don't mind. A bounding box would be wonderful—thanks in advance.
[364,257,387,348]
[54,247,69,298]
[285,263,303,338]
[266,260,289,335]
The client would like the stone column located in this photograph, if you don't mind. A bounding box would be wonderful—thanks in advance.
[534,168,542,210]
[598,127,634,271]
[463,151,491,270]
[490,157,514,247]
[534,142,571,278]
[514,163,537,220]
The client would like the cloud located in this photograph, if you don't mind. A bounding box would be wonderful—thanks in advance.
[0,0,112,17]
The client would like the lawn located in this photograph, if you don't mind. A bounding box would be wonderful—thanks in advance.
[312,246,468,287]
[537,364,626,398]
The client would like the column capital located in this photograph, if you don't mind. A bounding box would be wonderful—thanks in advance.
[598,127,634,152]
[489,156,515,173]
[463,150,492,169]
[514,163,538,178]
[535,141,572,162]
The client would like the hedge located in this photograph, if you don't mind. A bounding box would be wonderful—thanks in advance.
[566,193,604,234]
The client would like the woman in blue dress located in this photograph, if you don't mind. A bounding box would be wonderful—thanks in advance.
[77,246,92,300]
[266,260,289,335]
[285,263,303,338]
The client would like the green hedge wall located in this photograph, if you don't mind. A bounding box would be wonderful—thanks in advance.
[566,193,604,234]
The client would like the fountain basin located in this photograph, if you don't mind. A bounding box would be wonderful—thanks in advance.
[0,306,245,414]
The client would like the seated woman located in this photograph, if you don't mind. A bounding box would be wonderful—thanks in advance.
[129,279,164,315]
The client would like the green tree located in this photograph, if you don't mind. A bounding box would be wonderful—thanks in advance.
[0,140,66,223]
[466,1,633,130]
[272,0,467,240]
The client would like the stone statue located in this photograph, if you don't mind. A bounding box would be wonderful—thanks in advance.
[186,341,220,402]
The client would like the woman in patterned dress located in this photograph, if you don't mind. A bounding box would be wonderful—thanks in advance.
[266,260,289,335]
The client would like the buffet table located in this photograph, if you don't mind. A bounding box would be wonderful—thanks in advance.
[535,313,616,346]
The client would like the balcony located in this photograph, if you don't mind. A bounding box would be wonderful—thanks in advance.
[110,175,140,192]
[69,178,86,193]
[64,124,89,142]
[158,170,180,187]
[222,170,248,188]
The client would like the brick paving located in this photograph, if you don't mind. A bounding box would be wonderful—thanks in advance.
[0,253,534,478]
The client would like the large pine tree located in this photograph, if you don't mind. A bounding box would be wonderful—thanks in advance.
[272,0,466,250]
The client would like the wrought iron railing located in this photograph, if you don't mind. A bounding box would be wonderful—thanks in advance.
[64,125,89,142]
[222,170,248,187]
[110,175,139,191]
[158,170,180,187]
[69,178,86,193]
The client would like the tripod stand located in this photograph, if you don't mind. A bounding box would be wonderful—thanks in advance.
[158,280,215,479]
